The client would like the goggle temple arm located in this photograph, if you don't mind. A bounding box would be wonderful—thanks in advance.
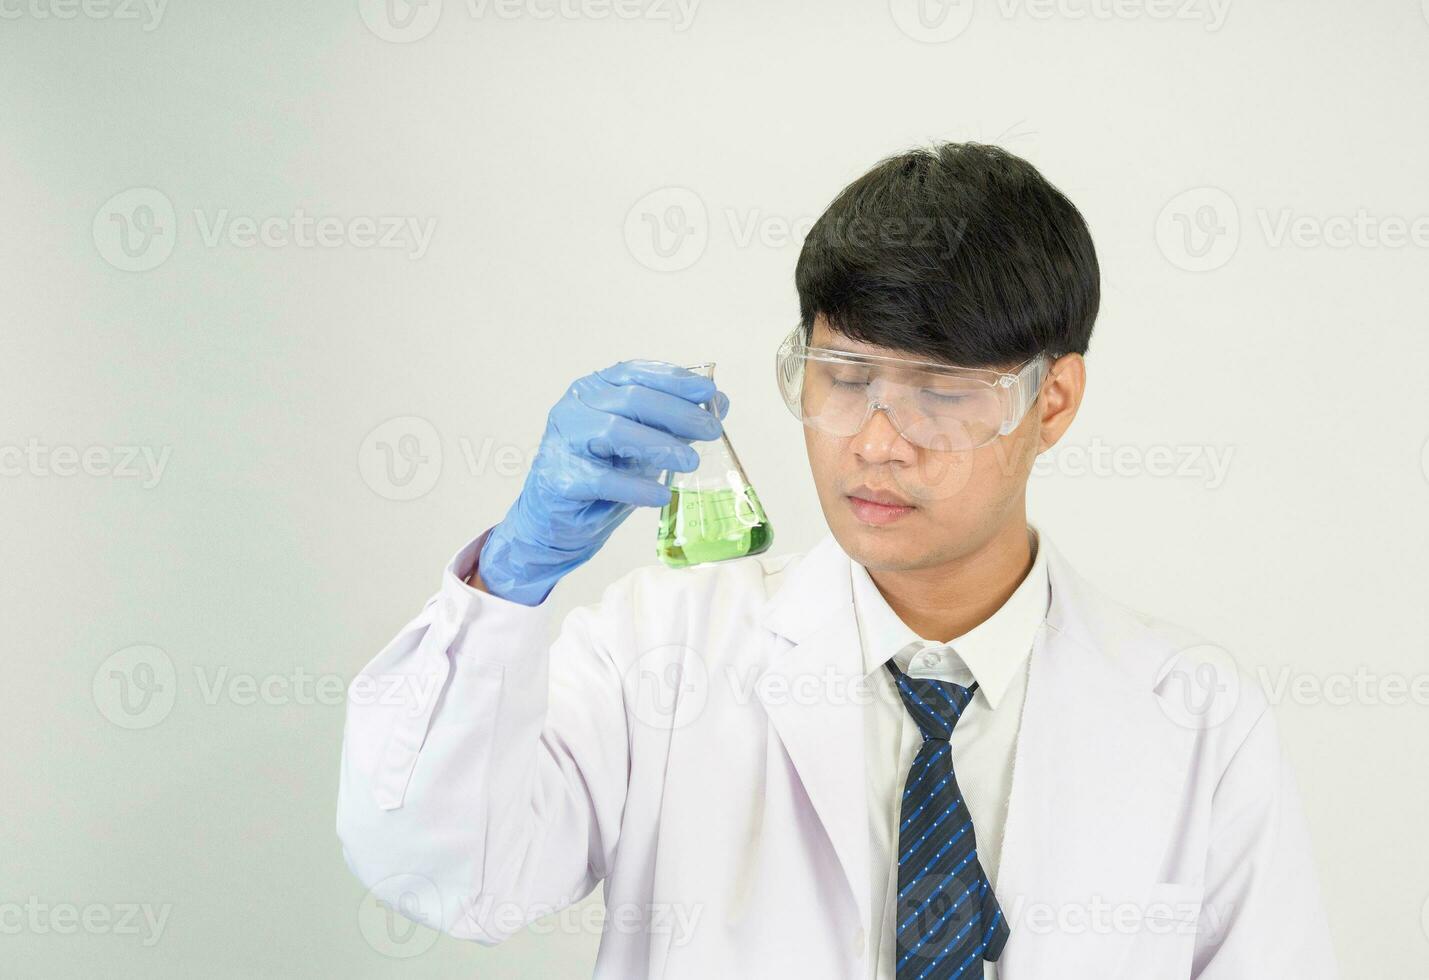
[997,353,1053,436]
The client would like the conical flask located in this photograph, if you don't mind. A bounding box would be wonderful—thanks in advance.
[656,363,773,569]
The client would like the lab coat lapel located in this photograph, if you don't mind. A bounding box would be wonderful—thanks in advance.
[753,532,1197,975]
[995,538,1197,976]
[758,534,872,945]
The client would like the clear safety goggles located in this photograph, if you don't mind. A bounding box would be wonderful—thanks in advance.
[775,327,1051,451]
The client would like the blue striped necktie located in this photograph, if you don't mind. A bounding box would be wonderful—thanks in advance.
[885,658,1010,978]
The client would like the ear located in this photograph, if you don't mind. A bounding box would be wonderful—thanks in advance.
[1035,353,1086,453]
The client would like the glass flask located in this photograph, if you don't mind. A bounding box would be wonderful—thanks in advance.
[656,363,773,569]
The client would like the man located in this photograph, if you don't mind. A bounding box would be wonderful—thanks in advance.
[337,143,1337,978]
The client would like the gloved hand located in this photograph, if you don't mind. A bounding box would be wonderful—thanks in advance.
[477,361,729,606]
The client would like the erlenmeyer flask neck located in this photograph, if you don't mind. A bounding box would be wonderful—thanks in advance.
[685,362,717,411]
[668,361,739,493]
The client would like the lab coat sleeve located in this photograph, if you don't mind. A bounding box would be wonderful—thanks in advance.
[1191,701,1339,978]
[336,529,631,944]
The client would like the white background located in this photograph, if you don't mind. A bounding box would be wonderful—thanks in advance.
[3,0,1427,975]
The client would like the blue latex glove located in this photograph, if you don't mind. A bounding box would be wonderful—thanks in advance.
[478,361,730,606]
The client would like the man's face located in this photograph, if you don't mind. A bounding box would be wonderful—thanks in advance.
[801,315,1061,572]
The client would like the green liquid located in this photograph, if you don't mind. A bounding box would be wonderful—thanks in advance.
[656,486,773,569]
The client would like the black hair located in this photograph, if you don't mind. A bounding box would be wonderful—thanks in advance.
[794,142,1099,367]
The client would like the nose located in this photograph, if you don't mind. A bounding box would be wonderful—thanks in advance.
[851,402,915,465]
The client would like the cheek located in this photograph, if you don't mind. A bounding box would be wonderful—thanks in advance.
[888,450,976,503]
[804,433,868,528]
[803,431,844,488]
[890,442,1028,507]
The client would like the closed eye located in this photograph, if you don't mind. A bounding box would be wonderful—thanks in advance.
[919,389,969,405]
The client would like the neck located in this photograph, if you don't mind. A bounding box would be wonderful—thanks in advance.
[868,519,1035,643]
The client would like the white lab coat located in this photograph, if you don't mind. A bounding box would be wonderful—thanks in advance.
[337,531,1338,979]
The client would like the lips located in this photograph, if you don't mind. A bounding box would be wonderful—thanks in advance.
[847,485,913,507]
[846,486,915,526]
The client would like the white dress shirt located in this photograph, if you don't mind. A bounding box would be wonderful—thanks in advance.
[854,526,1051,980]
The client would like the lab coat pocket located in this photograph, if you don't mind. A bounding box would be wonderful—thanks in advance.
[1117,881,1203,979]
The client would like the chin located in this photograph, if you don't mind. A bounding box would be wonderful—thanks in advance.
[831,520,925,570]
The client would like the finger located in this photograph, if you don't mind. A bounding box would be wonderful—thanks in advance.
[713,390,729,420]
[584,465,671,507]
[534,451,670,506]
[585,383,722,442]
[596,360,717,404]
[572,411,702,471]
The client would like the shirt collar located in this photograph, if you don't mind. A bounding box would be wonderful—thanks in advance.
[851,525,1051,710]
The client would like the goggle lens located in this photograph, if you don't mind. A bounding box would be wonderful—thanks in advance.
[775,333,1045,452]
